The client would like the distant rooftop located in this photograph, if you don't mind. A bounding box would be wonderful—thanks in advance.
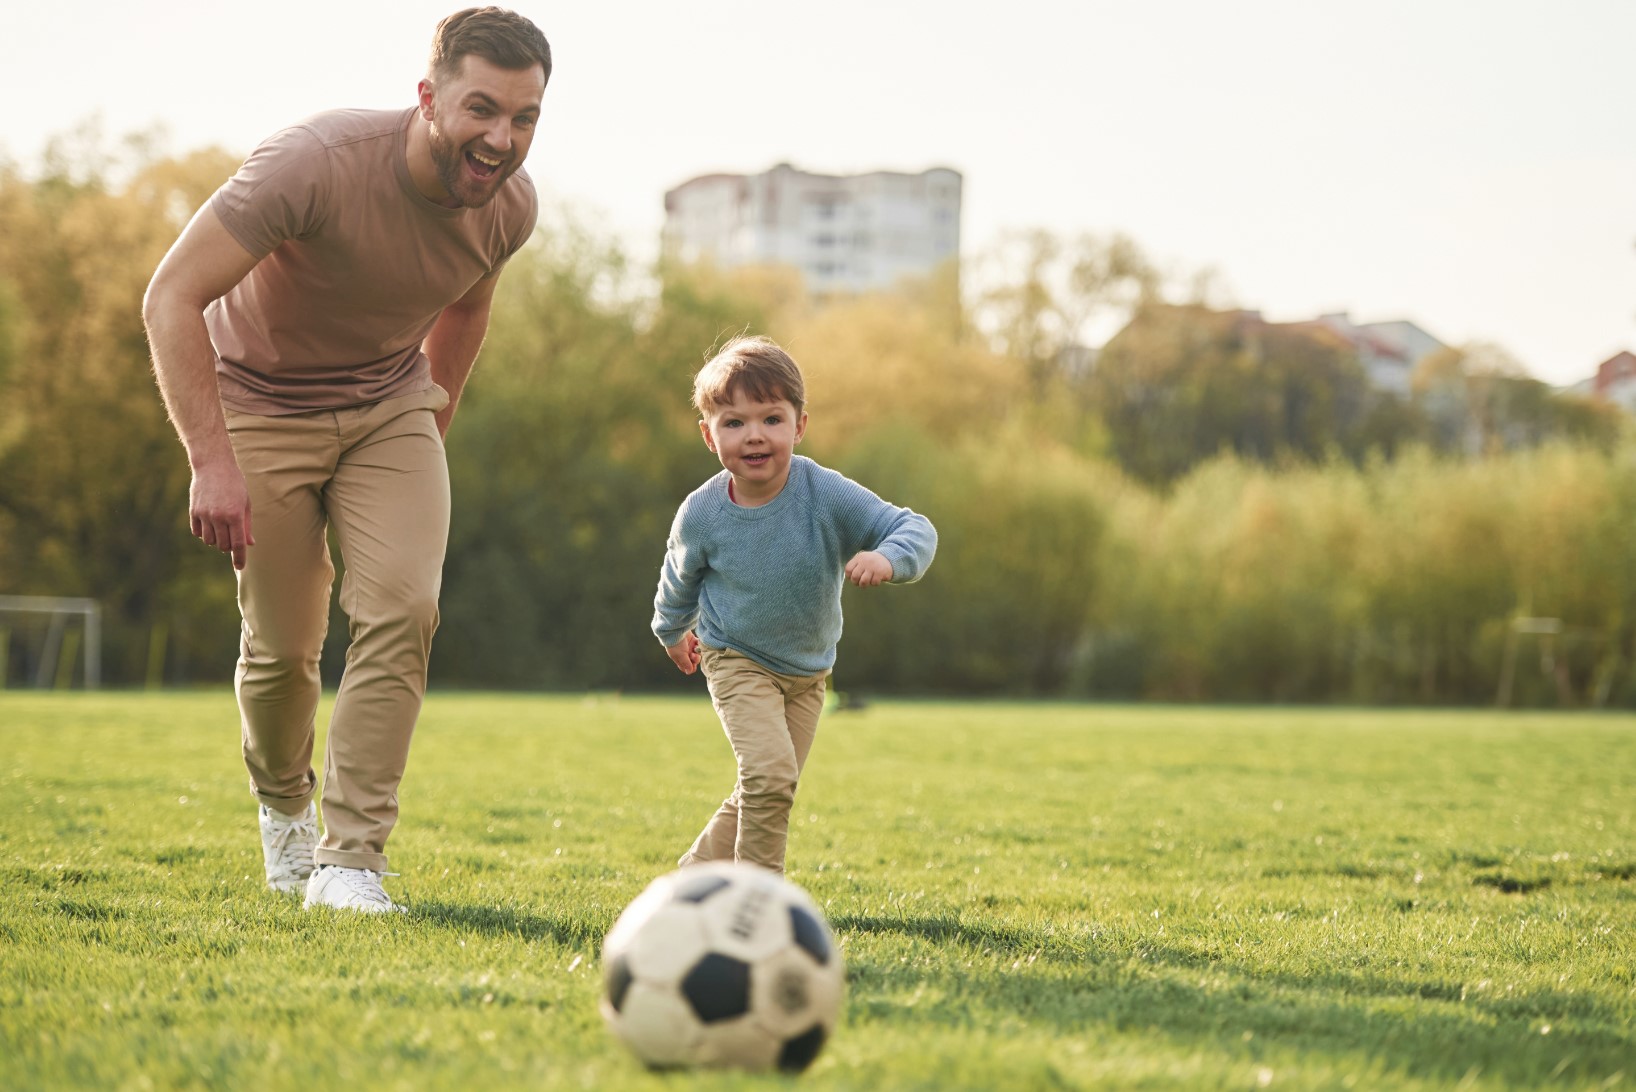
[661,162,963,294]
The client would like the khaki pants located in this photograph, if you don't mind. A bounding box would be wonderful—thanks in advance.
[681,647,828,874]
[226,385,450,872]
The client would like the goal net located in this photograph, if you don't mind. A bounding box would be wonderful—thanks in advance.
[0,596,101,689]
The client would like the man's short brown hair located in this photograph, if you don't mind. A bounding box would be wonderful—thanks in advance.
[429,7,552,83]
[692,336,806,418]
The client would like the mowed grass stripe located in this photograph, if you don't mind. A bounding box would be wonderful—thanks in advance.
[2,693,1632,1090]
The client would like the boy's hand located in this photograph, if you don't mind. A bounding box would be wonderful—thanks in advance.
[666,632,701,675]
[845,550,894,588]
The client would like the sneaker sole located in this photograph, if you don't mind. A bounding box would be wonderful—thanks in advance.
[301,899,407,914]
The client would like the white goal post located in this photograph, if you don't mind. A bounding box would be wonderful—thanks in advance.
[0,595,101,690]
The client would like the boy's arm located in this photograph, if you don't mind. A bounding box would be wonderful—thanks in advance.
[855,503,938,585]
[665,632,701,675]
[652,508,708,668]
[822,467,938,585]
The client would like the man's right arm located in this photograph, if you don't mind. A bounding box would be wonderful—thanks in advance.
[142,203,262,569]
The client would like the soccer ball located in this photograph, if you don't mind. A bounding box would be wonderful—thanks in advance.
[600,863,843,1072]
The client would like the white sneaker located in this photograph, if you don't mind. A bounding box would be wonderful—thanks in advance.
[260,803,319,893]
[303,865,406,914]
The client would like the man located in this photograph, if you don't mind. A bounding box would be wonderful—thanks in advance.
[143,7,550,913]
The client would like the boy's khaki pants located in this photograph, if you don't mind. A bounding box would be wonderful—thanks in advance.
[681,647,828,874]
[226,385,450,873]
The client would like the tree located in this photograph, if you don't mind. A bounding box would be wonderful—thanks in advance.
[431,213,709,690]
[0,132,243,684]
[1090,304,1377,484]
[1413,342,1621,456]
[972,229,1157,398]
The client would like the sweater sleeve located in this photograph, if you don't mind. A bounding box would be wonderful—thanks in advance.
[867,504,937,584]
[823,468,938,584]
[651,504,707,647]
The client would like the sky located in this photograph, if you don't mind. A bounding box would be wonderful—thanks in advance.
[5,0,1632,386]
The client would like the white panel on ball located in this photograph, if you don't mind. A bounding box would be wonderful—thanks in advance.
[613,982,701,1067]
[600,863,844,1073]
[627,902,710,985]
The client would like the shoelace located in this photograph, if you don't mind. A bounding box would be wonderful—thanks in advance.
[264,810,319,884]
[329,867,401,908]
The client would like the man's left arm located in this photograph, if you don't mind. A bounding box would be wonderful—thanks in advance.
[424,270,501,438]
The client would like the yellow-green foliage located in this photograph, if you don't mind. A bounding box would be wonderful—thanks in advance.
[793,292,1015,455]
[834,424,1114,694]
[0,142,245,681]
[1097,442,1636,705]
[2,133,1631,704]
[1107,456,1373,700]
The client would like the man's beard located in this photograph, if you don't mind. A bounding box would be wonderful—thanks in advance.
[427,122,512,209]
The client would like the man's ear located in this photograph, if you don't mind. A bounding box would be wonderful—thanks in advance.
[416,78,438,121]
[698,419,718,453]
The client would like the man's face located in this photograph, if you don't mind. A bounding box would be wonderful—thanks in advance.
[420,54,545,208]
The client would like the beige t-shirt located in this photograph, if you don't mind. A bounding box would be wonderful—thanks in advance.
[206,107,537,414]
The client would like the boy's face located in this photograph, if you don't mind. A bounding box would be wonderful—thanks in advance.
[700,391,808,506]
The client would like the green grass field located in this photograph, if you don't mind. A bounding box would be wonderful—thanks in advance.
[2,693,1632,1090]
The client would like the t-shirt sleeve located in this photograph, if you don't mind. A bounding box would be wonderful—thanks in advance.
[208,125,330,260]
[509,181,539,259]
[488,176,539,277]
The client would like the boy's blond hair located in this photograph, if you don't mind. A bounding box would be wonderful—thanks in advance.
[692,336,806,418]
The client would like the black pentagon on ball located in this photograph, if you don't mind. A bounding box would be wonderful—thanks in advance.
[769,962,811,1016]
[778,1023,828,1072]
[789,904,832,965]
[671,873,732,903]
[604,952,634,1013]
[680,952,751,1023]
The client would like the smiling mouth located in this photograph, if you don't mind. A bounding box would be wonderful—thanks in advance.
[466,149,505,179]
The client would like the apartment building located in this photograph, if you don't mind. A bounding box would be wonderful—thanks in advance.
[662,162,962,293]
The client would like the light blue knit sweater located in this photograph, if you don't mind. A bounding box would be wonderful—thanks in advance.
[652,456,937,676]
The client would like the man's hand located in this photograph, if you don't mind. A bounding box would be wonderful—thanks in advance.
[666,632,701,675]
[845,550,894,588]
[189,458,255,570]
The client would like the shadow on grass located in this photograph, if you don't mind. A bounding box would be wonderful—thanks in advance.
[838,918,1634,1086]
[409,899,604,947]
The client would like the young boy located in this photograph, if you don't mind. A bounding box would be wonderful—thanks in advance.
[651,335,937,875]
